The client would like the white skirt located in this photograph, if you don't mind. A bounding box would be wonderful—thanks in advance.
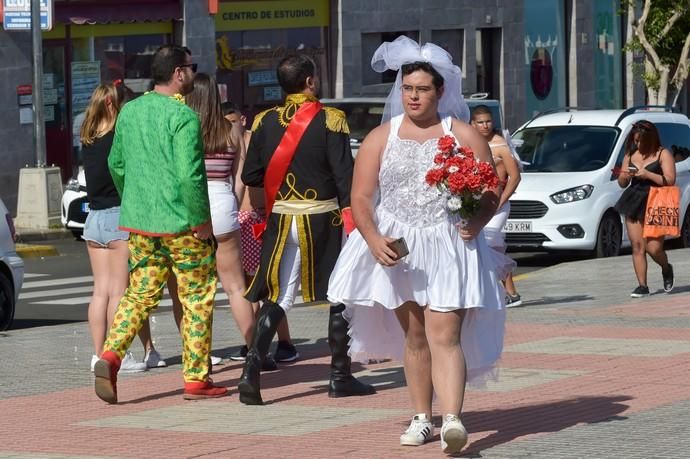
[208,179,240,236]
[327,207,514,386]
[484,202,510,252]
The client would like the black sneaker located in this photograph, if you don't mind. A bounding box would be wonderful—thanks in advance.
[274,341,300,362]
[662,264,674,293]
[229,345,248,362]
[505,293,523,308]
[630,285,650,298]
[261,354,278,372]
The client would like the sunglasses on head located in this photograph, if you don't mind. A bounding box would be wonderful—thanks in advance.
[179,63,198,73]
[633,122,651,132]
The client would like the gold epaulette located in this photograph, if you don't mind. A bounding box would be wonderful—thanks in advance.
[251,108,277,131]
[323,107,350,134]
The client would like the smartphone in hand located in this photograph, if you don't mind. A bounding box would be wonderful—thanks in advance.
[387,237,409,260]
[628,164,638,173]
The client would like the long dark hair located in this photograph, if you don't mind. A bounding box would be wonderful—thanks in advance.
[185,73,235,155]
[626,120,662,156]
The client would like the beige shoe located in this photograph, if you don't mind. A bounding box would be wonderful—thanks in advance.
[441,414,468,454]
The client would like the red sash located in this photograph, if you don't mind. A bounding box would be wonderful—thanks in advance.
[252,101,322,240]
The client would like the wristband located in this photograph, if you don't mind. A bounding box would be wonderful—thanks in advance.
[342,207,356,235]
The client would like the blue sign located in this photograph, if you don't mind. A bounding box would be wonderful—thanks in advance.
[3,0,54,31]
[263,86,282,101]
[248,70,278,87]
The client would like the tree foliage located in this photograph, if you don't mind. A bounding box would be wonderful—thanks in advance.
[622,0,690,105]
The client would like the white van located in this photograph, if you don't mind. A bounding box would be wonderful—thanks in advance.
[507,106,690,257]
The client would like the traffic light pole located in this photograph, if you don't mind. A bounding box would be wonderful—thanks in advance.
[15,0,61,230]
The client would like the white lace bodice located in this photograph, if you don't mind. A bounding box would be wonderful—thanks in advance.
[377,116,455,227]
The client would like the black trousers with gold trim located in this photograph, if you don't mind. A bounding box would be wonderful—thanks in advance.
[245,211,343,308]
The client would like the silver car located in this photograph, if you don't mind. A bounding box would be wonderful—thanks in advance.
[0,198,25,331]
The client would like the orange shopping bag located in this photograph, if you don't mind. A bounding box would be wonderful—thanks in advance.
[643,186,681,238]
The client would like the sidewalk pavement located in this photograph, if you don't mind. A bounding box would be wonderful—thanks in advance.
[2,249,690,458]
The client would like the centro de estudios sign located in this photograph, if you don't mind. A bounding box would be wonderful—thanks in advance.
[3,0,54,31]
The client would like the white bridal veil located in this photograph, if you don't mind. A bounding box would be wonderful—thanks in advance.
[371,35,470,124]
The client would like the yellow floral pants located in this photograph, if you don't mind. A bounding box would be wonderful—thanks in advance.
[103,232,217,382]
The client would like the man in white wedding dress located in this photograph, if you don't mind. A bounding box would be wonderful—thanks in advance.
[328,36,513,455]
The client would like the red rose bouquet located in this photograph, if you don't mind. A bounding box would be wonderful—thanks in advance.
[425,135,499,221]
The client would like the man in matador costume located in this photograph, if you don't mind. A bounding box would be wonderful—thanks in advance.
[238,54,376,405]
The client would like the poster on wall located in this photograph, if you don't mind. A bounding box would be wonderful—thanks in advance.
[594,0,622,108]
[71,61,101,118]
[523,0,566,116]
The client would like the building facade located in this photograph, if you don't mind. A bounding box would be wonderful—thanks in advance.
[2,0,685,216]
[214,0,331,120]
[334,0,648,130]
[0,0,193,213]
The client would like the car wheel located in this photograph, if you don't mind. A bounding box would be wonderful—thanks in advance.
[0,272,15,331]
[671,206,690,249]
[594,211,622,258]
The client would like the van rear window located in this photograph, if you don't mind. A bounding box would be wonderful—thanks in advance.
[326,103,383,142]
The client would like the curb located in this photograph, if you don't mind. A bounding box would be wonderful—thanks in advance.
[15,228,74,243]
[16,243,59,258]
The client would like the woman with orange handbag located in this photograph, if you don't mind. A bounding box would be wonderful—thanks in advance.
[614,120,676,297]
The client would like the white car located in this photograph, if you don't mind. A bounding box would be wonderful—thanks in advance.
[60,168,89,237]
[0,198,25,331]
[508,106,690,257]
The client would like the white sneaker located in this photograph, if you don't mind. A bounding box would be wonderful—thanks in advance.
[210,355,222,366]
[119,352,148,373]
[440,414,468,454]
[400,413,434,446]
[90,355,98,372]
[144,349,167,368]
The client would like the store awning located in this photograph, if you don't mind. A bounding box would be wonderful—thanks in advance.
[56,1,181,25]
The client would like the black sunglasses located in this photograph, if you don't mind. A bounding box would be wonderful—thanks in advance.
[179,63,198,73]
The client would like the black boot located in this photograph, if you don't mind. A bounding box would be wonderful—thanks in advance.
[238,301,285,405]
[328,303,376,398]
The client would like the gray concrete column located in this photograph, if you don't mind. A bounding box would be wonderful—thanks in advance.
[182,0,217,75]
[0,30,35,215]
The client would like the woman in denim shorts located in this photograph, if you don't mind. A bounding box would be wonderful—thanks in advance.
[81,82,165,373]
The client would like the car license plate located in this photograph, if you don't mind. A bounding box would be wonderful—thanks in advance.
[503,221,532,233]
[81,202,90,213]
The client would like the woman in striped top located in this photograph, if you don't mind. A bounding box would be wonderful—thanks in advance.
[169,73,263,366]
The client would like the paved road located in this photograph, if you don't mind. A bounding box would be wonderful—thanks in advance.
[2,247,690,458]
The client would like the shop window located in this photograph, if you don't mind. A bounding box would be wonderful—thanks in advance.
[431,29,464,71]
[475,28,501,99]
[94,34,170,93]
[215,27,327,116]
[361,31,419,86]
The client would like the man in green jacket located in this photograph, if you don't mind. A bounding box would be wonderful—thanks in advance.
[93,45,227,404]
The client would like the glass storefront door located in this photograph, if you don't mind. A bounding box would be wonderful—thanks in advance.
[43,40,73,182]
